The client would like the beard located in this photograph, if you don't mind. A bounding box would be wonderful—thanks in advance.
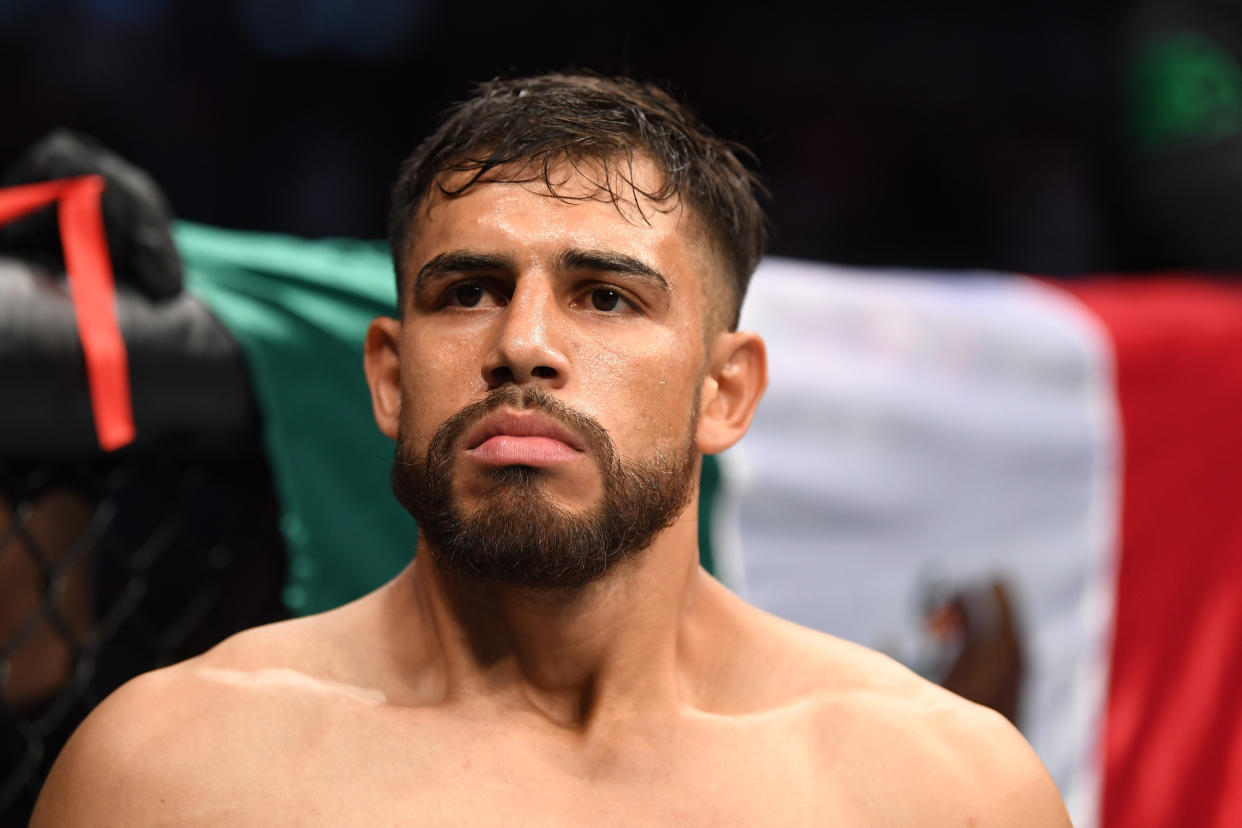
[390,385,699,590]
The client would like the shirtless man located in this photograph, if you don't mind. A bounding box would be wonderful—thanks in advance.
[32,74,1071,826]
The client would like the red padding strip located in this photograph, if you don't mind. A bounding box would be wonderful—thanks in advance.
[0,176,135,451]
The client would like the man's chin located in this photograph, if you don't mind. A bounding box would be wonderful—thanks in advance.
[459,463,604,511]
[428,491,625,590]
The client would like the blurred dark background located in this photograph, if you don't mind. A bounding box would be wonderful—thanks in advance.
[5,3,1242,823]
[4,0,1242,277]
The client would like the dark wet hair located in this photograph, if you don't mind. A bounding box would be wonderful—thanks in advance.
[388,73,767,328]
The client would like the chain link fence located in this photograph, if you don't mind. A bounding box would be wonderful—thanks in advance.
[0,448,287,825]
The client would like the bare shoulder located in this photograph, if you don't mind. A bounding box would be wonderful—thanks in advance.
[747,611,1072,826]
[31,608,385,826]
[30,659,235,826]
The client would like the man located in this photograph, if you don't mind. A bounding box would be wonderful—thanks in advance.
[33,74,1071,826]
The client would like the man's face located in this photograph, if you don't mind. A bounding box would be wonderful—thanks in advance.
[386,159,717,587]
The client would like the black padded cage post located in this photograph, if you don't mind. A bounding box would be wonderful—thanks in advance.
[0,256,288,825]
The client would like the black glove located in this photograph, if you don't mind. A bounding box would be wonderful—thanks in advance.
[0,129,182,299]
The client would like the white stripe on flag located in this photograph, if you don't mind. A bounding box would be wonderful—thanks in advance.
[716,259,1120,827]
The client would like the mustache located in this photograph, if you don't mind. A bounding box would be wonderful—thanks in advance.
[402,386,616,476]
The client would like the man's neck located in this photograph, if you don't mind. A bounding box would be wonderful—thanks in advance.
[383,515,724,730]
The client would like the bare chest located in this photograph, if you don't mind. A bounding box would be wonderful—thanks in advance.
[196,707,865,827]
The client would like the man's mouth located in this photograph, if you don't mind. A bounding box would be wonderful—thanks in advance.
[462,409,586,466]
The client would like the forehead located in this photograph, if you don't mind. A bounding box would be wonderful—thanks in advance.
[406,156,713,278]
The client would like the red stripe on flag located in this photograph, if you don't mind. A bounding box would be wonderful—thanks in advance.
[1063,278,1242,828]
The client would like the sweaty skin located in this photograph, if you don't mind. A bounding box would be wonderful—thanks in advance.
[32,162,1072,827]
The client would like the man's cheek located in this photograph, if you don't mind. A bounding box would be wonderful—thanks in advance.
[402,374,461,437]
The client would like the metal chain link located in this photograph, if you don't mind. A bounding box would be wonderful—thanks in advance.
[0,454,288,824]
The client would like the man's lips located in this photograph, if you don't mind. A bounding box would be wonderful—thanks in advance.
[462,410,586,466]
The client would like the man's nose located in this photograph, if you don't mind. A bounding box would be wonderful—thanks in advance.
[482,279,569,389]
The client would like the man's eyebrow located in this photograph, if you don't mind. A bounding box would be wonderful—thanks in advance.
[557,248,670,293]
[414,251,516,290]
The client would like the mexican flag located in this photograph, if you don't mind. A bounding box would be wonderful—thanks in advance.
[177,228,1242,828]
[721,259,1242,828]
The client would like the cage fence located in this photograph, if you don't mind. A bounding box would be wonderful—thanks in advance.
[0,446,287,824]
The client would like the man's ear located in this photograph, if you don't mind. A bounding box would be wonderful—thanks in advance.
[363,316,403,440]
[696,331,768,455]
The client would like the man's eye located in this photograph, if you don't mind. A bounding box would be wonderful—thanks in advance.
[591,289,622,312]
[452,284,484,307]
